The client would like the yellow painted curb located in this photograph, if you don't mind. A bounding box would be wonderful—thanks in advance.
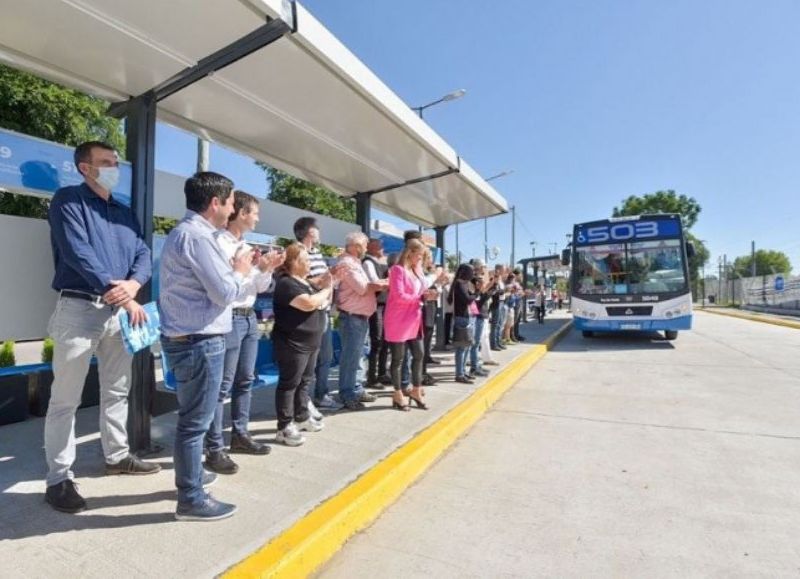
[223,320,573,579]
[698,308,800,330]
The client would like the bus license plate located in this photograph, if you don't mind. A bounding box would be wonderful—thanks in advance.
[620,323,641,330]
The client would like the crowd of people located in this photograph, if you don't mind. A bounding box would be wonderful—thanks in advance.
[41,141,555,522]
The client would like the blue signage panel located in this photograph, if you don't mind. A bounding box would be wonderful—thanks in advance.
[0,127,132,206]
[775,275,785,292]
[575,218,681,246]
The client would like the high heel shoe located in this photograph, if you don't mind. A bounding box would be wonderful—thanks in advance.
[392,400,410,412]
[407,393,428,410]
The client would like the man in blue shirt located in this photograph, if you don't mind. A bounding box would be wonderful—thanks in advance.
[159,172,253,521]
[45,141,160,515]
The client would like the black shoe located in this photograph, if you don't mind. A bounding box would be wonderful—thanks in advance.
[424,357,441,365]
[365,380,387,390]
[342,399,366,411]
[455,376,474,384]
[422,374,437,386]
[516,336,525,341]
[45,480,86,513]
[230,432,271,456]
[377,374,393,385]
[469,368,490,378]
[491,346,503,352]
[105,455,162,476]
[205,450,239,475]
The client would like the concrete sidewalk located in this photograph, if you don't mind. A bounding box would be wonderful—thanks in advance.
[697,306,800,329]
[0,313,571,578]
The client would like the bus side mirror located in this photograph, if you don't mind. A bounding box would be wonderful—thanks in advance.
[685,242,696,259]
[561,249,571,266]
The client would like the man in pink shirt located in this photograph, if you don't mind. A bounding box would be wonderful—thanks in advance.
[335,231,388,410]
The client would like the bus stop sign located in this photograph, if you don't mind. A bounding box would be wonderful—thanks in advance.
[775,276,785,292]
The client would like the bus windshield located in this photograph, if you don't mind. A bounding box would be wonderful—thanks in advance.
[575,239,687,295]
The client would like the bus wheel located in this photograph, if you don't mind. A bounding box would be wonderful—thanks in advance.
[664,330,678,340]
[582,330,594,338]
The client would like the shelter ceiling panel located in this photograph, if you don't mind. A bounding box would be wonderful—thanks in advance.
[0,0,270,98]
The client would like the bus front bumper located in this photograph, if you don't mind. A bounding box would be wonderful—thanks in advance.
[573,315,692,332]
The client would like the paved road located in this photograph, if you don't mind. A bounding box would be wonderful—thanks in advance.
[319,313,800,578]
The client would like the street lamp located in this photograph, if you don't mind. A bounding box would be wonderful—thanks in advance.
[483,170,514,263]
[411,88,466,118]
[530,241,536,257]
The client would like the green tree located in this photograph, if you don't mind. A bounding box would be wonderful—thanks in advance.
[613,189,701,229]
[732,250,791,277]
[612,189,708,298]
[262,166,355,223]
[0,64,125,219]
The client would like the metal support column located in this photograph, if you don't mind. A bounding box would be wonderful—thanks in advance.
[125,92,158,453]
[355,192,371,235]
[434,225,448,350]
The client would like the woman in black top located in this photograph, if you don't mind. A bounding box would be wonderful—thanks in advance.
[449,264,476,383]
[272,243,333,447]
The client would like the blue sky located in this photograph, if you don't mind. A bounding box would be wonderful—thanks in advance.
[156,0,800,272]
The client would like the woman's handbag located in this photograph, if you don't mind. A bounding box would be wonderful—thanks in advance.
[452,322,474,347]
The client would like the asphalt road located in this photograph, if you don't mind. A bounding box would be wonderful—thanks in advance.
[319,312,800,578]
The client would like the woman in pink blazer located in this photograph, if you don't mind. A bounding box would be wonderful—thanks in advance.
[384,239,433,411]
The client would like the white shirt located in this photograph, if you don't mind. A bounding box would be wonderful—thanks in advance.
[215,229,273,308]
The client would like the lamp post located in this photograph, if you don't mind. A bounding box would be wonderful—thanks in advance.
[483,170,514,263]
[411,88,466,119]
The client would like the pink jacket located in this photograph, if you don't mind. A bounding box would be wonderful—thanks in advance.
[384,264,426,343]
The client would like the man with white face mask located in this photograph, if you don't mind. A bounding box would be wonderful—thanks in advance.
[44,141,159,514]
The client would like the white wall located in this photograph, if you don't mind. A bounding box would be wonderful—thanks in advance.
[0,214,58,340]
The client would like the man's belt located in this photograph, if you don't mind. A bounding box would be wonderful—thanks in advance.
[338,309,369,320]
[232,307,255,317]
[162,334,222,344]
[60,290,106,305]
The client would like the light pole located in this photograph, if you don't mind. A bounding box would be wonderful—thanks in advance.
[483,170,514,263]
[530,241,536,258]
[412,89,467,265]
[411,88,466,119]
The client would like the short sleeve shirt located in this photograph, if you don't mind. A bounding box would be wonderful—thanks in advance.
[272,275,325,352]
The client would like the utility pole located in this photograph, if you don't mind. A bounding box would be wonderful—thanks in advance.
[510,205,516,267]
[718,256,723,304]
[484,218,488,263]
[751,241,756,278]
[197,138,209,172]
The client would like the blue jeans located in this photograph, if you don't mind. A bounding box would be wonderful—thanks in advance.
[491,305,507,347]
[162,334,225,507]
[471,316,485,371]
[205,312,259,453]
[337,312,370,403]
[313,313,333,400]
[453,316,473,377]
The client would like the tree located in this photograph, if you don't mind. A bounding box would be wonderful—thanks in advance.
[262,165,355,224]
[0,64,125,219]
[445,252,459,272]
[613,189,701,229]
[732,250,791,277]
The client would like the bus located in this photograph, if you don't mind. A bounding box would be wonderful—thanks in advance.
[564,214,693,340]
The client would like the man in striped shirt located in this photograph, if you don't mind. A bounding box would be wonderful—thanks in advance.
[293,217,340,413]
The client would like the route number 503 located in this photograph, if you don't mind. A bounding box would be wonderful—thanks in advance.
[584,221,659,243]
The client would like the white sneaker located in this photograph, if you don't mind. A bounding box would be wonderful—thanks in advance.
[297,416,325,432]
[307,399,324,421]
[276,423,306,447]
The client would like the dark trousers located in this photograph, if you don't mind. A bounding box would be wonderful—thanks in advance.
[422,324,434,374]
[367,305,389,383]
[273,336,316,430]
[389,339,423,391]
[536,305,545,324]
[513,302,523,339]
[444,312,453,345]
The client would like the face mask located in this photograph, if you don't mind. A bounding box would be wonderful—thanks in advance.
[95,166,120,191]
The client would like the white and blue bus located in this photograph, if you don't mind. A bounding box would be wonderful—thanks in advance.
[565,214,693,340]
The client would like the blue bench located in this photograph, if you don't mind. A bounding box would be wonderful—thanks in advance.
[158,338,279,393]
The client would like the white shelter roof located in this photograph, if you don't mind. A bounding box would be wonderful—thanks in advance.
[0,0,508,227]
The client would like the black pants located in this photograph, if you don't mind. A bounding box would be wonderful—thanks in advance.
[273,336,317,430]
[513,302,523,338]
[367,305,389,383]
[536,305,545,324]
[389,339,423,391]
[444,312,453,345]
[422,324,434,373]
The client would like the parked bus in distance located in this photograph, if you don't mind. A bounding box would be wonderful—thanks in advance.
[562,214,694,340]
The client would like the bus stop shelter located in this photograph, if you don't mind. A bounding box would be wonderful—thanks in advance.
[0,0,509,449]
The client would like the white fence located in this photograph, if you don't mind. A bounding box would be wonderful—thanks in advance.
[701,273,800,312]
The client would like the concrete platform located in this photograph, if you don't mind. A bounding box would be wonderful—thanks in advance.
[0,313,571,578]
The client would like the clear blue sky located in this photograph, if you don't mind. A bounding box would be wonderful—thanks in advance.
[156,0,800,272]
